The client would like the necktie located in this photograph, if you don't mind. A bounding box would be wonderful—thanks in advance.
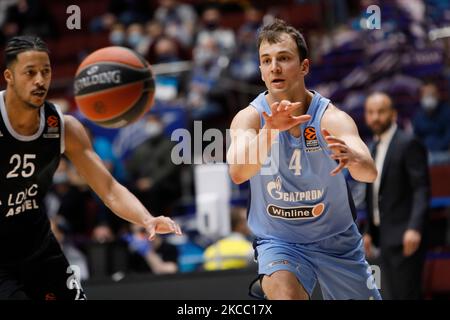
[371,139,381,226]
[370,140,379,159]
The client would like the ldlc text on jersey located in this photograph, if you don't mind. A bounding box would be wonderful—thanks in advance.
[2,184,39,217]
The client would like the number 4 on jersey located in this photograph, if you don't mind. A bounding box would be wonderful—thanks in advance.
[289,149,302,175]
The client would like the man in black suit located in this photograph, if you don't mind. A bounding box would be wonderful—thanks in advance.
[363,92,430,299]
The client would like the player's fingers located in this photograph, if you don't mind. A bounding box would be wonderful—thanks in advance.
[279,102,301,112]
[330,154,348,161]
[286,102,301,111]
[270,101,280,113]
[170,221,178,233]
[175,223,182,235]
[327,144,348,154]
[282,101,299,111]
[292,114,311,124]
[147,225,156,241]
[163,217,177,232]
[324,136,346,145]
[277,100,292,112]
[330,160,346,176]
[262,111,271,122]
[322,128,332,138]
[279,100,291,107]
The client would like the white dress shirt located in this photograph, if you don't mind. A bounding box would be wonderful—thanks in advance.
[372,123,397,226]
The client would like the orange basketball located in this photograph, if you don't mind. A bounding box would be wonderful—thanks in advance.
[74,46,155,128]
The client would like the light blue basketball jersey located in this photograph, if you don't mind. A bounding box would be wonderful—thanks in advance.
[248,90,355,244]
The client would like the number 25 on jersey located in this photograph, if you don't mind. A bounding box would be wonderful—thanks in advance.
[6,154,36,179]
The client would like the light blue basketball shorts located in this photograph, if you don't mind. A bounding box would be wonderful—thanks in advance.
[255,223,382,300]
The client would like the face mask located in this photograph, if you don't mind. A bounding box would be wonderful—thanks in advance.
[247,21,260,29]
[421,95,438,112]
[205,21,218,30]
[128,32,143,48]
[53,172,68,184]
[195,50,216,65]
[109,31,125,45]
[157,54,178,63]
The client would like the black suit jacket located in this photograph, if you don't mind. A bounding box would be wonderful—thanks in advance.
[365,128,430,248]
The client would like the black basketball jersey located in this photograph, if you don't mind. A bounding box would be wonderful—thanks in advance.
[0,90,64,263]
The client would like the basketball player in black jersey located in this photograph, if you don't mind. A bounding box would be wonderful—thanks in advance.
[0,36,182,300]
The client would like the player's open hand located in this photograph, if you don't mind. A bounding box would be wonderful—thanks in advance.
[262,100,311,132]
[143,216,182,241]
[322,129,356,176]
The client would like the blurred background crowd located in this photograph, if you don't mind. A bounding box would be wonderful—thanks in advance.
[1,0,450,299]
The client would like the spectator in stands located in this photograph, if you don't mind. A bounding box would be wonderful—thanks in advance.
[49,158,116,244]
[154,0,197,48]
[149,35,187,102]
[108,23,126,46]
[136,20,164,58]
[413,81,450,164]
[126,23,145,53]
[110,0,151,25]
[203,207,254,271]
[188,36,228,121]
[0,0,17,45]
[151,35,184,64]
[2,0,57,40]
[174,232,206,273]
[0,0,17,27]
[90,0,150,32]
[229,5,263,83]
[83,125,128,241]
[84,125,127,184]
[122,224,178,275]
[195,6,236,57]
[126,114,182,216]
[364,92,430,299]
[426,0,450,25]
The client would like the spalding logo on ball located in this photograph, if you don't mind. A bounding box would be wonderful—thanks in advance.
[74,46,155,128]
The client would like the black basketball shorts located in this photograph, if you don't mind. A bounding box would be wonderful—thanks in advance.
[0,235,86,300]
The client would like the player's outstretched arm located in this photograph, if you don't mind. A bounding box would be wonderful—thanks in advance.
[63,115,182,240]
[228,106,264,184]
[321,105,377,183]
[227,102,311,184]
[227,106,281,184]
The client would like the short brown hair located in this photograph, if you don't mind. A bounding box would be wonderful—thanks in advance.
[257,19,308,61]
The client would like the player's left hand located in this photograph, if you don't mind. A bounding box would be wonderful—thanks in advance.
[143,216,182,241]
[403,229,421,257]
[322,129,356,176]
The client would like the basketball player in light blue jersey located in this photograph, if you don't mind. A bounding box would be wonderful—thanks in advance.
[227,19,381,300]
